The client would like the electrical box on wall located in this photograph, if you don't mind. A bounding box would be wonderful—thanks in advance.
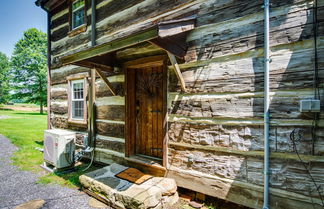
[300,100,321,113]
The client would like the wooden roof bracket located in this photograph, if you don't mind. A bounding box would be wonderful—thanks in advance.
[74,60,117,96]
[76,60,115,73]
[167,52,187,92]
[150,15,196,92]
[95,68,117,96]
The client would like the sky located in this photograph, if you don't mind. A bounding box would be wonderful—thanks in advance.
[0,0,47,57]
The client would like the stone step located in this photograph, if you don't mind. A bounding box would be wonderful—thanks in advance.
[79,163,179,209]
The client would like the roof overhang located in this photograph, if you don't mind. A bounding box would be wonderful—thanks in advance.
[61,15,196,66]
[35,0,66,12]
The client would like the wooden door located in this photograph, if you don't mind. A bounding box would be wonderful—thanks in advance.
[126,57,166,160]
[135,66,165,159]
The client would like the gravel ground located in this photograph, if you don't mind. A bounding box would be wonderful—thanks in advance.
[0,135,96,209]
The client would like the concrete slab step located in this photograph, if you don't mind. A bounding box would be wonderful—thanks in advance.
[79,163,179,209]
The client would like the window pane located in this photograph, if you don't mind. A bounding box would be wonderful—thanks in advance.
[72,101,84,119]
[72,0,85,10]
[73,82,84,99]
[73,8,85,29]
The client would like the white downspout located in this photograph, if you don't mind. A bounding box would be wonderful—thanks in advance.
[263,0,271,209]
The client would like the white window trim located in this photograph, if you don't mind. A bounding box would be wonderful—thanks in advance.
[67,75,88,125]
[71,79,85,120]
[71,0,85,30]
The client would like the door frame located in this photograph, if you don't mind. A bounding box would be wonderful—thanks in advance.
[124,55,168,167]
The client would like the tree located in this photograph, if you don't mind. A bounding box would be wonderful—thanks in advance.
[11,28,47,114]
[0,52,10,104]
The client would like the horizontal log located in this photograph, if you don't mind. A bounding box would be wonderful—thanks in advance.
[168,142,324,163]
[96,137,125,153]
[51,0,204,59]
[169,41,324,93]
[167,166,324,209]
[51,115,87,131]
[168,114,324,127]
[195,0,314,28]
[168,91,324,120]
[96,105,125,121]
[51,65,89,84]
[51,84,68,100]
[96,121,125,138]
[51,101,68,115]
[95,96,125,106]
[169,144,324,199]
[168,122,323,155]
[116,42,164,62]
[61,28,159,65]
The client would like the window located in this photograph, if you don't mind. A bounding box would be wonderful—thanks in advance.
[71,80,85,120]
[72,0,85,29]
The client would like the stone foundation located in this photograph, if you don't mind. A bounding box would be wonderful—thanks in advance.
[79,163,179,209]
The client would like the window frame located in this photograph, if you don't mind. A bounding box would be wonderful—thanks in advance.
[71,79,85,120]
[69,0,87,36]
[67,75,88,125]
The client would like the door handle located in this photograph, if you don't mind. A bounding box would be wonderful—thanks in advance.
[150,110,161,113]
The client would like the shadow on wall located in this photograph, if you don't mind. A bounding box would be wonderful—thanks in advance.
[169,0,324,208]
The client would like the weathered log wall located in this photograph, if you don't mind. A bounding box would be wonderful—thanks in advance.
[50,65,126,156]
[48,0,324,208]
[166,0,324,208]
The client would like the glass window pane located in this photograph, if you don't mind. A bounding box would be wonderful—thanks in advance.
[73,8,85,29]
[72,101,84,119]
[73,0,84,10]
[73,82,84,99]
[71,80,85,120]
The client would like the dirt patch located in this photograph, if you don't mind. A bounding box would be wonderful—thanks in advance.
[0,115,11,120]
[1,105,47,112]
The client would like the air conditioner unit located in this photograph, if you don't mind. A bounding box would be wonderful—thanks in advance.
[44,129,76,169]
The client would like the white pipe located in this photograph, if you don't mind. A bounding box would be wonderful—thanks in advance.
[263,0,271,209]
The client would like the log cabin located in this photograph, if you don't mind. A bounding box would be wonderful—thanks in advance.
[36,0,324,208]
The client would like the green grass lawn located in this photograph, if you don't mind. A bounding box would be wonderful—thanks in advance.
[0,109,46,171]
[0,108,98,188]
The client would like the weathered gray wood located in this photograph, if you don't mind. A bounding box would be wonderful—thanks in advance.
[77,60,114,73]
[168,92,320,120]
[51,115,87,131]
[96,121,125,138]
[116,42,164,62]
[51,0,204,59]
[167,166,324,209]
[96,138,125,153]
[167,52,186,92]
[95,68,117,96]
[96,105,125,121]
[46,0,324,208]
[169,43,324,93]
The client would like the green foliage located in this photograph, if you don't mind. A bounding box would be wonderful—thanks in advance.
[0,109,47,171]
[0,52,10,104]
[0,108,100,189]
[11,28,47,113]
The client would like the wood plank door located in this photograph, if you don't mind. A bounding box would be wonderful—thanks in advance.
[126,57,166,160]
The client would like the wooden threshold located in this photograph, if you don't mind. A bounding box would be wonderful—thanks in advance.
[124,156,166,177]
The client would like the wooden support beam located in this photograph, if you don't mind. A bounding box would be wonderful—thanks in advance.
[158,15,196,38]
[76,60,114,73]
[123,55,167,69]
[149,36,187,58]
[95,68,117,96]
[62,28,159,65]
[167,52,186,92]
[88,68,96,147]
